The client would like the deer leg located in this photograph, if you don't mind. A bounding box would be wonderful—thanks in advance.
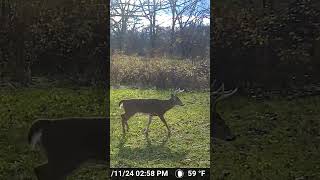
[34,162,67,180]
[144,115,153,134]
[121,114,127,134]
[159,115,171,136]
[45,157,84,180]
[34,163,49,180]
[121,113,133,134]
[125,120,129,132]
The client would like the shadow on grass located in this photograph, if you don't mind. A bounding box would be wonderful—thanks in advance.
[117,134,187,163]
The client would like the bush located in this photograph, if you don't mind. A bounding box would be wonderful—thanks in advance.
[111,54,209,90]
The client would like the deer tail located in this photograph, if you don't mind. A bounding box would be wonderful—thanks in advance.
[28,120,50,149]
[119,100,124,109]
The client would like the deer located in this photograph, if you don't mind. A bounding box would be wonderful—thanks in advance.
[211,81,238,141]
[28,117,108,180]
[119,89,185,136]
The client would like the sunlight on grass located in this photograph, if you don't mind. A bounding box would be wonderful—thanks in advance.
[110,88,210,168]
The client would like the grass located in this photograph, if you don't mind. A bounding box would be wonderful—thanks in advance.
[0,87,108,180]
[1,87,319,179]
[110,88,210,168]
[212,96,320,179]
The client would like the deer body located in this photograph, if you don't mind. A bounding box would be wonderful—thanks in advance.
[119,94,184,135]
[28,117,107,180]
[119,99,175,115]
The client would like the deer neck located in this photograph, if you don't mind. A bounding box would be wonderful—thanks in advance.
[212,98,219,113]
[163,99,176,111]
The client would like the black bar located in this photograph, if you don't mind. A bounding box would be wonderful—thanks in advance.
[110,168,210,179]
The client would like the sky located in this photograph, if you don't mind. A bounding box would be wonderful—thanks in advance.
[111,0,210,29]
[151,13,210,27]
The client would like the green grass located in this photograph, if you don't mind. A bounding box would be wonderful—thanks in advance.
[110,88,210,168]
[0,87,108,180]
[212,96,320,179]
[1,87,319,179]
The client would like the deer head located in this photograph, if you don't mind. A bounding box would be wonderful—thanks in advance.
[211,81,237,141]
[170,88,185,106]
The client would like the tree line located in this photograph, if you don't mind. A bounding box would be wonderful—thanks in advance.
[0,0,108,86]
[1,0,319,91]
[110,0,210,59]
[213,0,320,91]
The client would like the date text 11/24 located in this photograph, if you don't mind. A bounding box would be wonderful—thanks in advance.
[111,170,168,177]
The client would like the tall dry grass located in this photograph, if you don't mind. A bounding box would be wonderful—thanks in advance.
[110,54,209,90]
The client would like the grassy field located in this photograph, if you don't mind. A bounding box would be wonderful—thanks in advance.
[0,87,108,180]
[110,88,210,168]
[1,87,319,179]
[212,96,320,179]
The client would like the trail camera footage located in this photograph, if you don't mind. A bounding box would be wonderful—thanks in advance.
[110,0,211,168]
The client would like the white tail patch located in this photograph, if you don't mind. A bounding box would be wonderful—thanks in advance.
[31,130,42,150]
[119,103,123,109]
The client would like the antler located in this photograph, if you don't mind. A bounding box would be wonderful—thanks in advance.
[211,83,224,95]
[173,88,185,95]
[216,88,238,102]
[211,83,238,103]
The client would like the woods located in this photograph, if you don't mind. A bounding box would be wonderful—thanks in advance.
[0,0,108,87]
[214,0,320,91]
[110,0,210,59]
[0,0,319,91]
[110,0,320,93]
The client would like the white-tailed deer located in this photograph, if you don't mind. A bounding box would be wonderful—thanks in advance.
[211,81,238,141]
[28,117,108,180]
[119,89,185,136]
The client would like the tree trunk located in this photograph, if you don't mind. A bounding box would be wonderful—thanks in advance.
[14,19,30,85]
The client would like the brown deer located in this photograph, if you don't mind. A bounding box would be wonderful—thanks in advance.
[28,117,108,180]
[211,82,238,141]
[119,89,185,136]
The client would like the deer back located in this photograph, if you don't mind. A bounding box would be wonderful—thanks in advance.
[121,99,174,115]
[29,117,108,161]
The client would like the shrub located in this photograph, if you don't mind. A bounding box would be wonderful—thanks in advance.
[110,54,209,90]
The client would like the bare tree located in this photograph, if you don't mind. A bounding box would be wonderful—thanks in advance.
[166,0,210,58]
[109,0,210,59]
[167,0,178,55]
[138,0,168,56]
[111,0,141,52]
[167,0,207,51]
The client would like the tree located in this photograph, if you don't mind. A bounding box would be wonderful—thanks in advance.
[111,0,141,52]
[138,0,167,56]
